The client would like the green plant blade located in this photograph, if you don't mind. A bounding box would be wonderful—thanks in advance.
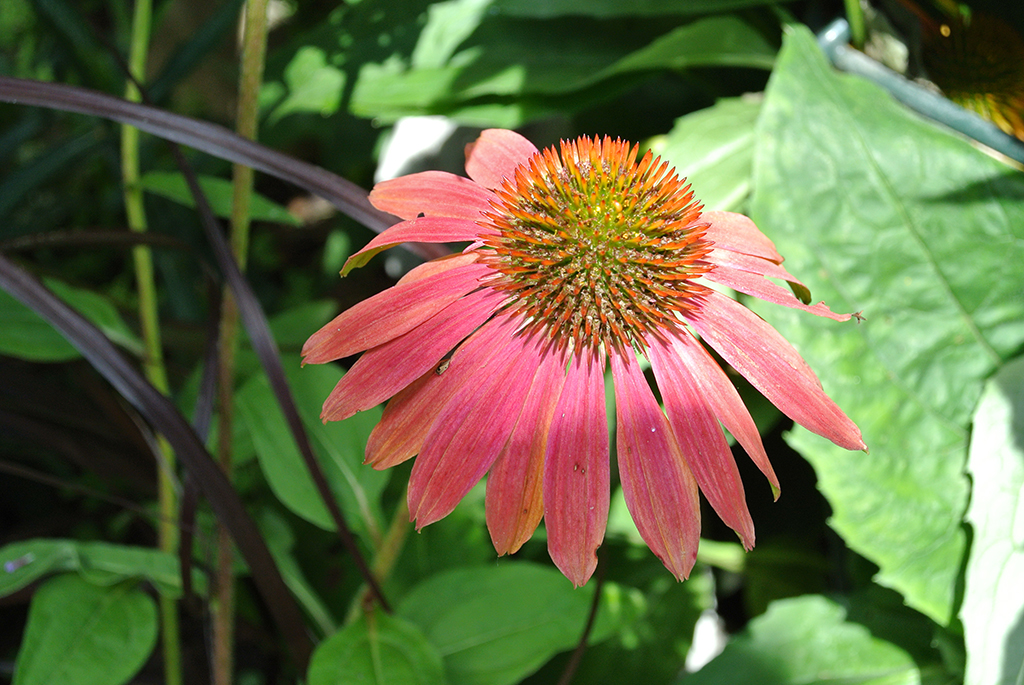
[307,610,445,685]
[138,171,301,226]
[686,595,920,684]
[750,26,1024,624]
[0,539,198,600]
[13,574,157,685]
[398,563,633,685]
[237,356,387,540]
[962,356,1024,685]
[0,278,142,362]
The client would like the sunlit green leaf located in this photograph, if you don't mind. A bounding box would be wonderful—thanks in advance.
[398,563,636,685]
[962,356,1024,685]
[350,8,775,125]
[687,595,920,684]
[655,96,761,212]
[138,171,301,226]
[307,610,445,685]
[13,574,157,685]
[750,26,1024,623]
[269,46,346,122]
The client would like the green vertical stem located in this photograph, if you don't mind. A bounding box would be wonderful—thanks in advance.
[844,0,866,50]
[212,1,269,684]
[121,1,182,685]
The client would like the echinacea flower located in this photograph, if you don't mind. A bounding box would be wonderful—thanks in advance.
[302,129,865,586]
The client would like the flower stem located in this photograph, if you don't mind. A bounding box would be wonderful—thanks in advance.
[212,1,269,683]
[346,493,410,625]
[844,0,866,49]
[121,2,182,685]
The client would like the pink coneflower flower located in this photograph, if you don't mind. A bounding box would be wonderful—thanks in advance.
[302,129,865,586]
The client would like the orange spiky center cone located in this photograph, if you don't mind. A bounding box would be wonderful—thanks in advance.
[480,135,711,356]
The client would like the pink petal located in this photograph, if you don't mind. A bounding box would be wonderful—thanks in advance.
[544,348,609,587]
[703,251,851,322]
[610,352,701,579]
[396,252,480,286]
[464,129,539,190]
[302,259,488,364]
[342,217,496,275]
[364,313,520,469]
[409,328,539,528]
[369,170,492,221]
[647,336,754,550]
[663,329,780,496]
[486,341,568,555]
[687,290,866,451]
[702,211,783,264]
[320,287,506,422]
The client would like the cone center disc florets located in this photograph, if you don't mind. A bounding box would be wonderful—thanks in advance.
[481,135,712,354]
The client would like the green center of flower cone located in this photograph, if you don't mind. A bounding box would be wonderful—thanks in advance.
[481,136,712,354]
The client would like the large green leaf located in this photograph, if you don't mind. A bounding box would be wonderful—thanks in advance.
[0,278,142,362]
[398,563,636,685]
[750,26,1024,623]
[961,356,1024,685]
[655,95,761,212]
[237,355,388,541]
[686,595,920,684]
[0,538,192,599]
[307,610,446,685]
[13,574,157,685]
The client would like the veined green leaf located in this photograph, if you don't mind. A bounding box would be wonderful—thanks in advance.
[398,563,638,685]
[13,574,157,685]
[307,610,445,685]
[750,26,1024,624]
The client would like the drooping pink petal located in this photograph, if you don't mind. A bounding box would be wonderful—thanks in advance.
[464,129,539,190]
[369,170,493,221]
[647,336,754,550]
[486,341,568,555]
[544,348,609,587]
[687,290,866,451]
[663,328,779,496]
[342,217,497,275]
[320,287,506,422]
[702,251,851,322]
[364,313,521,469]
[702,210,783,264]
[302,258,488,364]
[409,323,538,528]
[610,352,701,579]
